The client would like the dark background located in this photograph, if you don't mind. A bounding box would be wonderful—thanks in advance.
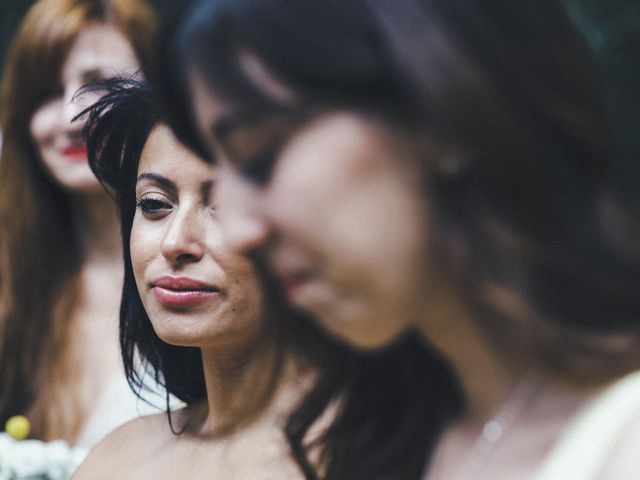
[0,0,173,74]
[564,0,640,158]
[0,0,638,155]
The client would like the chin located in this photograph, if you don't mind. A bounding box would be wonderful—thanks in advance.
[344,331,406,351]
[155,330,201,348]
[320,312,407,351]
[153,322,228,348]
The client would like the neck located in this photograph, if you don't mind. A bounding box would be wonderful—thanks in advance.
[68,190,121,263]
[416,284,601,479]
[422,310,597,480]
[417,293,519,422]
[198,339,303,435]
[417,293,601,428]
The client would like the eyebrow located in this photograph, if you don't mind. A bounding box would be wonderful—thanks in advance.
[80,67,107,82]
[137,173,215,201]
[136,172,176,193]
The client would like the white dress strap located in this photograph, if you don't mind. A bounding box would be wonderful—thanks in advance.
[535,370,640,480]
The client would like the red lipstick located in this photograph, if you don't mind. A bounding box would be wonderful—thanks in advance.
[62,144,87,161]
[151,276,219,308]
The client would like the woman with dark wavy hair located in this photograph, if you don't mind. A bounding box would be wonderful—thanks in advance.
[71,78,456,479]
[155,0,640,478]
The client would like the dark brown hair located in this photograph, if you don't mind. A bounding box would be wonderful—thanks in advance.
[81,78,461,476]
[156,0,640,477]
[81,78,308,433]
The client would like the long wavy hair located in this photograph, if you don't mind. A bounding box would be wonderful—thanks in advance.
[82,78,462,478]
[154,0,640,478]
[0,0,155,442]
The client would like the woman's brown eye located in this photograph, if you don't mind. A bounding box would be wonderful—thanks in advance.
[218,109,309,185]
[136,198,172,217]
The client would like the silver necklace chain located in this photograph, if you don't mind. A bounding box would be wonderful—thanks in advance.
[424,375,543,480]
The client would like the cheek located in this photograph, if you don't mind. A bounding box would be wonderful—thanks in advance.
[129,218,157,290]
[213,164,266,246]
[29,104,57,147]
[221,253,265,320]
[215,165,243,218]
[263,145,365,256]
[256,150,328,239]
[271,126,428,276]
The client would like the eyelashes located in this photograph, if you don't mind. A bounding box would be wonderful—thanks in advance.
[135,196,218,219]
[136,197,172,219]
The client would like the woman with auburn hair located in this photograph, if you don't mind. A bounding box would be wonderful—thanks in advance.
[156,0,640,478]
[0,0,156,449]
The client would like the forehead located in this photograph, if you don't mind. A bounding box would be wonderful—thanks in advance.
[139,125,212,176]
[61,23,139,81]
[188,66,233,137]
[187,51,299,136]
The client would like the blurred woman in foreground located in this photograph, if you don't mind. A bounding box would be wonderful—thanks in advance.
[72,78,450,479]
[157,0,640,478]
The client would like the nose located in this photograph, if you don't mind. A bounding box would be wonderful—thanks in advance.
[216,168,272,255]
[160,207,205,266]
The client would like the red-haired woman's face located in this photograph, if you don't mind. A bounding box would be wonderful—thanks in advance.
[29,23,139,194]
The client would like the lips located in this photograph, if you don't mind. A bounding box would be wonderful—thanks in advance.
[62,144,88,161]
[151,276,220,308]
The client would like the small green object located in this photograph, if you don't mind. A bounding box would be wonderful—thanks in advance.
[5,415,30,440]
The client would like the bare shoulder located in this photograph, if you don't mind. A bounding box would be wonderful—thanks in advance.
[72,413,173,479]
[599,409,640,480]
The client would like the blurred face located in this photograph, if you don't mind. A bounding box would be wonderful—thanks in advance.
[188,69,431,350]
[29,23,139,194]
[131,125,264,349]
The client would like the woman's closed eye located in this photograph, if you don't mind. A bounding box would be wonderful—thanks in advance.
[234,141,281,185]
[216,110,307,186]
[136,195,173,219]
